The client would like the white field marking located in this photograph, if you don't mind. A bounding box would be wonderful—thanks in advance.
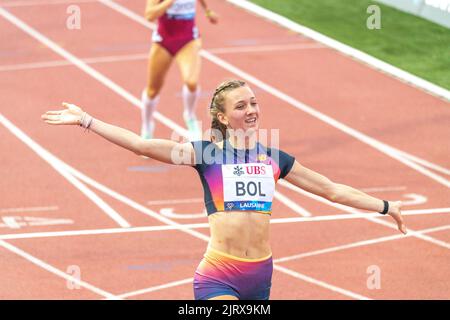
[0,60,70,72]
[0,0,95,7]
[0,223,209,241]
[274,191,312,217]
[359,186,406,193]
[99,0,450,189]
[0,114,131,228]
[270,207,450,224]
[274,224,450,264]
[147,198,204,205]
[1,217,21,229]
[0,206,59,213]
[227,0,450,102]
[0,239,120,299]
[0,216,74,229]
[278,179,450,250]
[0,6,304,226]
[0,53,149,72]
[2,207,448,241]
[207,43,325,54]
[159,208,206,219]
[273,264,370,300]
[114,277,194,299]
[397,151,450,176]
[401,193,427,206]
[2,5,443,298]
[0,43,322,72]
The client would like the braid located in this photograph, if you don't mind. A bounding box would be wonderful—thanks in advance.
[209,79,246,142]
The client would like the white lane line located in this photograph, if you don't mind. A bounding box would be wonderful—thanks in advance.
[115,277,194,299]
[0,114,131,228]
[274,224,450,264]
[0,239,119,299]
[0,206,59,213]
[270,207,450,224]
[2,207,448,240]
[147,198,204,205]
[0,43,323,72]
[0,60,71,72]
[97,0,450,189]
[0,53,149,72]
[227,0,450,102]
[273,264,371,300]
[397,151,450,176]
[0,43,324,72]
[278,179,450,250]
[207,43,325,54]
[2,217,21,229]
[274,191,312,217]
[159,208,206,219]
[0,223,209,240]
[0,0,95,7]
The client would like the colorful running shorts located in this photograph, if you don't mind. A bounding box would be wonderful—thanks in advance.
[193,248,273,300]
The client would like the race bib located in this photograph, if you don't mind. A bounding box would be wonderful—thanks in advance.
[167,0,196,20]
[222,163,275,212]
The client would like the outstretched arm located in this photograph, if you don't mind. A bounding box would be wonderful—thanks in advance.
[41,103,195,165]
[145,0,175,22]
[284,161,407,234]
[198,0,218,24]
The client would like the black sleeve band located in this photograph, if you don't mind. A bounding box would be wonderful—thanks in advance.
[379,200,389,215]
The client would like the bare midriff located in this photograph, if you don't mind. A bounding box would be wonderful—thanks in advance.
[207,210,271,260]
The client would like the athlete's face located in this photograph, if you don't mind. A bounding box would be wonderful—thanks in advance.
[220,86,260,132]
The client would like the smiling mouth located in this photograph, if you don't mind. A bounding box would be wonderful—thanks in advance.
[245,117,257,124]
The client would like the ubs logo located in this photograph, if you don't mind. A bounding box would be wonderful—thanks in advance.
[245,165,266,175]
[233,166,244,176]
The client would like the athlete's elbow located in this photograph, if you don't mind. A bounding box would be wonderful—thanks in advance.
[323,184,341,203]
[133,139,146,156]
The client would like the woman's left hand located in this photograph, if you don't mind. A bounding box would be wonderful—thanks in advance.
[206,9,218,24]
[388,201,407,234]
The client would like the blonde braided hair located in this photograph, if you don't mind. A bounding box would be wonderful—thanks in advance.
[209,79,246,142]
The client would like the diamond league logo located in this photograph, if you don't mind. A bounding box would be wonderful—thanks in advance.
[233,165,244,176]
[226,203,234,210]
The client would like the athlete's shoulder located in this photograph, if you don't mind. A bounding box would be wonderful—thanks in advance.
[262,145,296,179]
[191,140,222,168]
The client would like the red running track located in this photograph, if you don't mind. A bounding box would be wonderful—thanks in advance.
[0,0,449,299]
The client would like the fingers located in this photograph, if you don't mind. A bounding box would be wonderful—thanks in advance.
[42,119,63,125]
[43,110,63,115]
[398,217,407,235]
[392,211,407,235]
[41,114,60,121]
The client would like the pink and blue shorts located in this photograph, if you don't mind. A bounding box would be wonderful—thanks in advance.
[193,248,273,300]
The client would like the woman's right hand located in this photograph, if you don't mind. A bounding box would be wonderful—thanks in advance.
[41,102,84,126]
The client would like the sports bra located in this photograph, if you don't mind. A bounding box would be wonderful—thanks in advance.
[191,140,295,215]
